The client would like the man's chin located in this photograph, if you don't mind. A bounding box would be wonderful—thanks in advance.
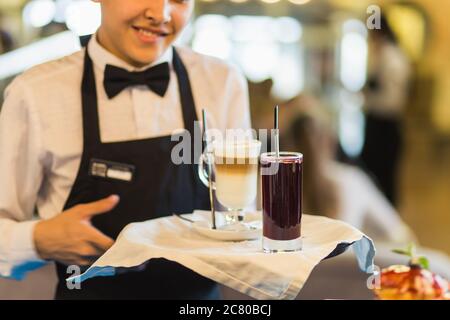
[129,49,167,67]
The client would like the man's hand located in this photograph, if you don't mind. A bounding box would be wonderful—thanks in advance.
[34,195,120,266]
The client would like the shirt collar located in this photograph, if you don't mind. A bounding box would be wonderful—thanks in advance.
[87,34,173,73]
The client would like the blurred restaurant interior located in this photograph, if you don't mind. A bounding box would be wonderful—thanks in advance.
[0,0,449,299]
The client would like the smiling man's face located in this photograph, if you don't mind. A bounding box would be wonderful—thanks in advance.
[95,0,194,67]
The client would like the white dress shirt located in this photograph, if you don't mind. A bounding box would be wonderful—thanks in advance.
[0,37,251,279]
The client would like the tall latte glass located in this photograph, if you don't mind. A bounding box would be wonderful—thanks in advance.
[199,139,261,225]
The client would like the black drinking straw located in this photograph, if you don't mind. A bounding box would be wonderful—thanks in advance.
[202,109,216,229]
[274,105,280,159]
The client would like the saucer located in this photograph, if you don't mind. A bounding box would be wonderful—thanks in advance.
[190,211,262,241]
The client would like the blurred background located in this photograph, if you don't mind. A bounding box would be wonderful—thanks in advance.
[0,0,449,299]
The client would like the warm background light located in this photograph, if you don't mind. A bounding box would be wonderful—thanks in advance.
[288,0,312,5]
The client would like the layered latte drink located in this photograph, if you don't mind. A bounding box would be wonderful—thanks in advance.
[214,140,261,210]
[199,139,261,224]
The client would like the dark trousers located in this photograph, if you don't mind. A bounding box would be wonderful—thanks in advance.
[361,112,403,207]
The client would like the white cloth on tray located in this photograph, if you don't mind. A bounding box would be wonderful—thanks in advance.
[68,212,375,300]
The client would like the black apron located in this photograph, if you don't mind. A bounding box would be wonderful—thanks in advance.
[54,46,218,299]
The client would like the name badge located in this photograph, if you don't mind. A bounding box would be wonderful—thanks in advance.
[89,159,135,182]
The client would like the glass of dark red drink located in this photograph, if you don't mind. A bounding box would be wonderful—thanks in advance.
[261,152,303,253]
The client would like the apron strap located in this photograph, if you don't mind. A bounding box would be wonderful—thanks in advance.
[172,48,202,196]
[172,49,199,135]
[81,49,101,151]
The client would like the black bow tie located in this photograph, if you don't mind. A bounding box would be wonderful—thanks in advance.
[103,62,170,99]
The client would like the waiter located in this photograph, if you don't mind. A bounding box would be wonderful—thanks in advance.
[0,0,250,299]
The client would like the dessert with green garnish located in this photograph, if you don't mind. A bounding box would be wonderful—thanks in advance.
[373,244,449,300]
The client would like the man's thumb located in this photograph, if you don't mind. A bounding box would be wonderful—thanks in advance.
[76,195,120,219]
